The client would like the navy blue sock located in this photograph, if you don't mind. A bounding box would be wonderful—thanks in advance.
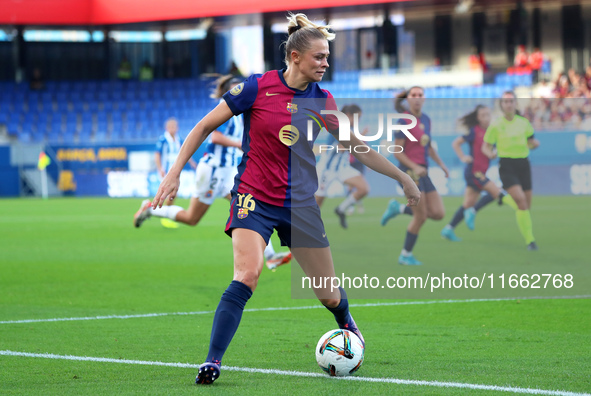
[403,231,419,252]
[403,206,413,215]
[474,194,495,212]
[325,287,350,328]
[206,280,253,364]
[449,206,465,228]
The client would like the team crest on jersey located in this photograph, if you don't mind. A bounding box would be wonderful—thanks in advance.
[287,103,298,113]
[420,134,430,147]
[419,123,425,130]
[230,83,244,96]
[205,190,213,198]
[237,208,249,219]
[474,171,485,180]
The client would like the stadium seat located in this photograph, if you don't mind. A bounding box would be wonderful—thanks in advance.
[18,131,32,143]
[94,130,109,143]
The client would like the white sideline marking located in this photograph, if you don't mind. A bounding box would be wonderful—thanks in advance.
[0,350,588,396]
[1,295,589,325]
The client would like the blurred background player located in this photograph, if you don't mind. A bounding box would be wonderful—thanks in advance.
[482,91,540,250]
[347,107,370,215]
[134,75,291,269]
[315,104,370,229]
[441,105,517,241]
[153,117,197,228]
[152,12,419,385]
[380,87,449,265]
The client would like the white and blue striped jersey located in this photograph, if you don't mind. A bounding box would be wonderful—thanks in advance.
[318,134,351,173]
[155,131,183,172]
[201,105,243,168]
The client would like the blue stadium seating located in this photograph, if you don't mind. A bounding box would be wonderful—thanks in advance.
[1,71,534,144]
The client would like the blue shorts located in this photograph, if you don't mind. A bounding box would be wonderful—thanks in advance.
[398,165,437,193]
[464,168,491,192]
[225,192,330,248]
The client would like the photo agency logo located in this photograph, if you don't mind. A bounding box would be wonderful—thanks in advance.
[308,110,418,153]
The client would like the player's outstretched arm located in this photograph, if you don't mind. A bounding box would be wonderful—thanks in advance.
[153,102,234,208]
[337,133,420,206]
[210,131,242,149]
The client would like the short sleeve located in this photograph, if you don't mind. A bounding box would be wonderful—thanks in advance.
[424,116,432,146]
[155,136,165,153]
[324,93,340,135]
[394,117,412,140]
[483,124,497,145]
[463,127,475,144]
[223,75,259,116]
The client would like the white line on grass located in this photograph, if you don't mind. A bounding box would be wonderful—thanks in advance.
[0,350,588,396]
[1,295,589,325]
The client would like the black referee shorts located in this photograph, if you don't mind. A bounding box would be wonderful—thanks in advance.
[499,157,532,191]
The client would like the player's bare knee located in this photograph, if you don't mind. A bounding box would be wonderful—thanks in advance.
[359,185,369,197]
[187,216,201,226]
[320,298,340,308]
[429,211,445,221]
[413,213,428,224]
[235,270,261,291]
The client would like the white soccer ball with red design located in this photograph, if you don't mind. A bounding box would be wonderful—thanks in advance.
[315,329,364,376]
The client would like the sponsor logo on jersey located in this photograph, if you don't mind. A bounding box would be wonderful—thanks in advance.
[279,125,300,146]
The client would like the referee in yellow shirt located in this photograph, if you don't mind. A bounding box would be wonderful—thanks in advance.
[482,91,540,250]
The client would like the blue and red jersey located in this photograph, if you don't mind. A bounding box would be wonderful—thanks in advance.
[463,125,490,175]
[223,69,338,207]
[395,112,432,166]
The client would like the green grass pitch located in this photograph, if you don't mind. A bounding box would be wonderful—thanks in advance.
[0,196,589,395]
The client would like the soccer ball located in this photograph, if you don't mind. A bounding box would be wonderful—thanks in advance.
[315,329,364,376]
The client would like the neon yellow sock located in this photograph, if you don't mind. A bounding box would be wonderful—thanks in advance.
[502,194,518,210]
[516,210,535,244]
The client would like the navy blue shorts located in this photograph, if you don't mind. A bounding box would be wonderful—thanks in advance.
[398,165,437,193]
[464,168,491,192]
[225,192,330,248]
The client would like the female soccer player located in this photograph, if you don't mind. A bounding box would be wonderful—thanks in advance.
[482,91,540,250]
[441,105,517,241]
[315,103,370,229]
[154,117,198,228]
[152,13,420,384]
[380,87,449,265]
[134,75,291,269]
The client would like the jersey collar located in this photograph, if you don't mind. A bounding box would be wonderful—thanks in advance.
[277,69,313,95]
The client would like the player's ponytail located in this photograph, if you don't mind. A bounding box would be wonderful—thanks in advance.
[211,74,242,99]
[459,104,487,130]
[284,12,335,66]
[394,90,408,113]
[395,86,422,113]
